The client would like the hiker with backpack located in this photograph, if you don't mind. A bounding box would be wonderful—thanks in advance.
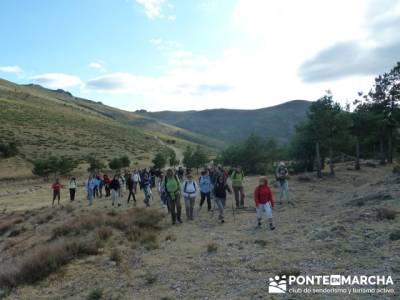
[163,169,182,224]
[110,175,121,207]
[132,169,141,193]
[51,178,63,207]
[276,162,291,205]
[103,174,111,197]
[254,177,275,230]
[68,177,77,202]
[231,166,245,208]
[140,170,152,207]
[85,175,96,205]
[127,174,136,205]
[213,175,232,223]
[199,170,212,211]
[182,173,198,220]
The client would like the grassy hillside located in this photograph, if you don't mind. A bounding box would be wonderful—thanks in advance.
[0,79,195,169]
[137,100,311,146]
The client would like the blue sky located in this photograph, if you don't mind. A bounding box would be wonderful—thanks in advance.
[1,0,399,111]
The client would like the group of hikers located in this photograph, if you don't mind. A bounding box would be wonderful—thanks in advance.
[51,163,291,230]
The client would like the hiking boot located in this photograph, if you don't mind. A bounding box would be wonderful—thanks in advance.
[118,203,121,207]
[221,219,225,224]
[270,224,276,231]
[177,218,183,224]
[172,221,176,225]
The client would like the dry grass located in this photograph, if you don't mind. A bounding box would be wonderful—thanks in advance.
[86,288,103,300]
[110,248,122,265]
[0,217,24,236]
[0,238,100,290]
[207,242,218,253]
[97,226,113,241]
[377,207,397,220]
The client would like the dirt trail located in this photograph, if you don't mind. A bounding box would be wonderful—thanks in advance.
[1,165,399,299]
[156,137,184,165]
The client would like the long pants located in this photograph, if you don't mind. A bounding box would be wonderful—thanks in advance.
[279,180,290,202]
[214,197,226,220]
[233,186,245,208]
[200,192,211,210]
[69,188,76,201]
[98,186,103,198]
[184,197,196,220]
[111,189,120,206]
[143,186,151,207]
[167,193,182,223]
[87,189,93,204]
[127,189,136,203]
[133,182,138,193]
[105,185,110,197]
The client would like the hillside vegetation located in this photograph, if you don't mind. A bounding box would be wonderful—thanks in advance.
[0,79,197,170]
[137,100,311,146]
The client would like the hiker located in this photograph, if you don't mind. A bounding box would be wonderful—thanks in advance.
[132,170,141,193]
[97,175,104,198]
[124,171,130,190]
[177,167,184,181]
[276,162,290,204]
[103,174,111,197]
[51,178,63,207]
[157,172,168,209]
[140,170,152,207]
[213,175,232,223]
[110,175,121,207]
[254,177,275,230]
[199,170,212,211]
[93,176,100,198]
[85,175,96,205]
[127,174,136,205]
[163,169,182,224]
[118,174,125,197]
[231,166,245,208]
[182,173,198,220]
[68,177,77,201]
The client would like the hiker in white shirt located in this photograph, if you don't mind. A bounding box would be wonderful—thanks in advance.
[182,173,198,221]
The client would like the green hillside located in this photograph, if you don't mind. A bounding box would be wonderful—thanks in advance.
[0,79,195,167]
[137,100,311,146]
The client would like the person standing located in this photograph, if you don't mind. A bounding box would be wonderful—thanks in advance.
[140,171,152,207]
[51,178,63,207]
[276,162,291,205]
[213,175,232,223]
[132,170,141,193]
[103,174,111,197]
[199,170,212,211]
[127,174,136,205]
[85,175,96,205]
[110,175,121,207]
[157,172,168,209]
[254,177,275,230]
[163,169,182,224]
[68,177,77,202]
[231,166,245,208]
[182,173,198,220]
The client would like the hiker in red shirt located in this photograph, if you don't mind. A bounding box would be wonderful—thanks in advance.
[52,178,63,207]
[254,177,275,230]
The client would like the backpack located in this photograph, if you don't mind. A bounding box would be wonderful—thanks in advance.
[184,181,196,193]
[164,175,180,192]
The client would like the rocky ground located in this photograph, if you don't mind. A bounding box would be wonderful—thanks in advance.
[0,163,399,299]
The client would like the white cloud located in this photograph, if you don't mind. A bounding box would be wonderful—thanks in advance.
[0,66,23,74]
[135,0,174,20]
[88,62,106,72]
[30,73,83,89]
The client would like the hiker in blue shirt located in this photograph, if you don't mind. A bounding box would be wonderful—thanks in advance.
[199,170,212,211]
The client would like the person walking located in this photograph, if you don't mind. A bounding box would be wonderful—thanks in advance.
[182,173,198,220]
[86,175,96,205]
[276,162,291,205]
[163,169,182,224]
[213,175,232,223]
[110,175,121,207]
[231,166,245,208]
[199,170,212,211]
[140,171,152,207]
[68,177,77,202]
[254,177,275,230]
[103,174,111,197]
[132,170,141,193]
[51,178,63,207]
[127,174,136,205]
[157,172,168,209]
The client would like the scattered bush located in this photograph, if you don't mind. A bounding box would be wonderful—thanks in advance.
[141,233,159,250]
[87,288,103,300]
[377,208,397,220]
[207,242,218,253]
[0,142,18,158]
[97,226,113,241]
[110,248,122,265]
[254,239,268,247]
[389,231,400,241]
[165,233,177,242]
[277,267,302,277]
[145,273,158,285]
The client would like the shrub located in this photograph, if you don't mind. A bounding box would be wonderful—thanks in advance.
[145,273,158,285]
[165,233,177,242]
[110,248,122,265]
[87,288,103,300]
[97,227,113,241]
[140,233,159,250]
[389,231,400,241]
[207,242,218,253]
[377,208,397,220]
[0,142,18,158]
[277,267,302,277]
